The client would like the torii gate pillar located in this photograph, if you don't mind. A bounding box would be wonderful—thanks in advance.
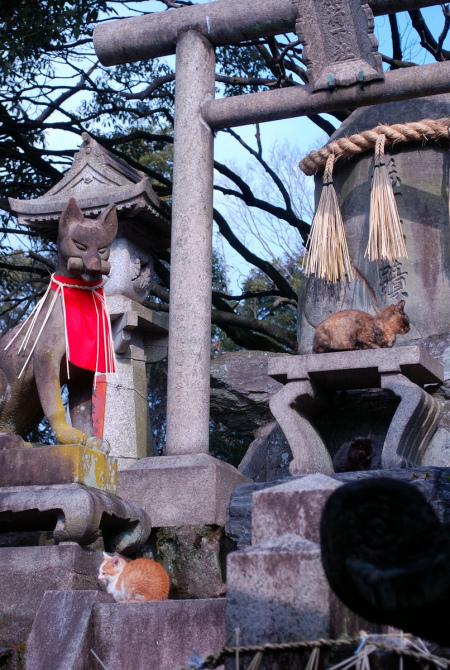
[166,30,215,456]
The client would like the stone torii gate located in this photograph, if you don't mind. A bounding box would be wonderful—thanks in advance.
[94,0,450,460]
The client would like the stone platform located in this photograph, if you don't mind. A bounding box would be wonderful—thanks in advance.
[268,346,444,474]
[0,445,117,493]
[118,453,249,527]
[25,591,226,670]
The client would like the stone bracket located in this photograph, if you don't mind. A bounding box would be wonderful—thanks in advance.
[293,0,384,91]
[0,483,151,554]
[380,372,442,468]
[269,381,334,476]
[268,346,443,474]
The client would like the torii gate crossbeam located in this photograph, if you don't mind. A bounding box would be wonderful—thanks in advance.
[94,0,450,458]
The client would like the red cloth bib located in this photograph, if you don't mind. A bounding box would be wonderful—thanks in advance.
[50,275,116,374]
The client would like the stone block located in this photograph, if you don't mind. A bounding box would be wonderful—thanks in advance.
[25,590,113,670]
[252,474,341,545]
[0,445,117,493]
[0,546,100,650]
[153,525,225,599]
[91,598,226,670]
[0,483,151,553]
[118,454,249,527]
[226,534,330,645]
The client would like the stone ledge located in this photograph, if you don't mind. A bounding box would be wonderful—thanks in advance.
[0,483,151,553]
[118,454,250,527]
[0,445,117,493]
[268,345,443,388]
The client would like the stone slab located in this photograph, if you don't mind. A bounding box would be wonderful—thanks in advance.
[91,598,226,670]
[227,534,330,645]
[0,546,100,651]
[252,474,341,545]
[268,345,443,388]
[226,467,450,551]
[25,590,113,670]
[0,445,117,493]
[0,483,151,553]
[118,454,250,527]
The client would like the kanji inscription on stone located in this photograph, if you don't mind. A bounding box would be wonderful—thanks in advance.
[293,0,384,91]
[379,261,408,301]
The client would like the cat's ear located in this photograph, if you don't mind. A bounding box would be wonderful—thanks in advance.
[102,551,110,558]
[395,300,405,313]
[101,204,118,243]
[59,198,84,234]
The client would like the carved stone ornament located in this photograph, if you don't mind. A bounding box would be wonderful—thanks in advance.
[292,0,384,91]
[8,133,162,232]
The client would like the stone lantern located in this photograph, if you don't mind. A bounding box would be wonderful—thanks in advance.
[9,133,170,468]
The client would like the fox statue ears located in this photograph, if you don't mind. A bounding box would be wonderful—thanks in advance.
[395,299,406,313]
[58,198,118,243]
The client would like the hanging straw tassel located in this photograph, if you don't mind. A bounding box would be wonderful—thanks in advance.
[365,134,408,262]
[302,154,354,283]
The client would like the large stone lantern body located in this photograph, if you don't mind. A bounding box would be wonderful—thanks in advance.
[298,94,450,353]
[296,94,450,466]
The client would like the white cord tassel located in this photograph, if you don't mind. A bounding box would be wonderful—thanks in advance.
[6,274,116,380]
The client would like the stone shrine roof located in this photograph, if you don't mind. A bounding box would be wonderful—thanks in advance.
[8,133,164,233]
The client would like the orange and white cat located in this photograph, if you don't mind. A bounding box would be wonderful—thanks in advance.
[98,552,170,602]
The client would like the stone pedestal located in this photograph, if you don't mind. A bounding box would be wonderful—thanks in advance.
[0,445,117,493]
[118,453,249,527]
[102,295,168,469]
[226,474,378,668]
[268,346,444,474]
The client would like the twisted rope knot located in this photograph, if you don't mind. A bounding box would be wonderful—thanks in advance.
[300,117,450,176]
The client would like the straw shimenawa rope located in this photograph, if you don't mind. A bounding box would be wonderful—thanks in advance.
[300,117,450,176]
[302,153,354,283]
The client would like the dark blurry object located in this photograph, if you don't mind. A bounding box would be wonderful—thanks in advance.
[320,478,450,646]
[333,436,373,472]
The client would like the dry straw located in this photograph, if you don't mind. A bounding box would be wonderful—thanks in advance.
[365,134,408,263]
[302,154,354,283]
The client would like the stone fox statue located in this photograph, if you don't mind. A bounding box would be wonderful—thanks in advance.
[313,300,410,353]
[0,198,118,450]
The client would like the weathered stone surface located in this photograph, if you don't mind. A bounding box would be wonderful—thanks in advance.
[210,352,283,434]
[0,445,117,493]
[105,237,153,304]
[91,598,226,670]
[118,454,249,527]
[0,483,151,553]
[268,346,444,473]
[239,422,292,482]
[293,0,382,91]
[25,590,113,670]
[252,474,341,545]
[226,467,450,551]
[227,534,330,645]
[151,525,225,599]
[0,546,100,651]
[8,133,163,234]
